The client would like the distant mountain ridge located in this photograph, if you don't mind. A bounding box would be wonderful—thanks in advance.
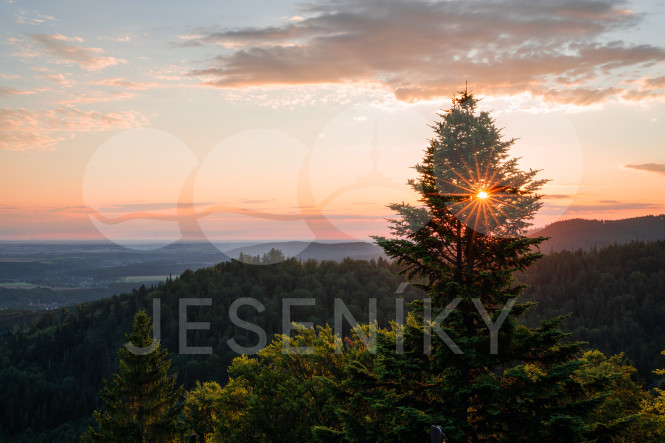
[226,214,665,258]
[531,214,665,252]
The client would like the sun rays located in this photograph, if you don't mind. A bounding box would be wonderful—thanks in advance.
[435,152,532,236]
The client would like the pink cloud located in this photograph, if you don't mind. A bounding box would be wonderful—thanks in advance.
[646,76,665,89]
[0,107,149,151]
[0,86,35,97]
[56,90,136,104]
[29,34,126,71]
[93,78,163,90]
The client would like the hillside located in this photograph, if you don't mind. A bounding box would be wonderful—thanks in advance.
[532,214,665,252]
[0,257,417,441]
[3,240,665,440]
[520,239,665,380]
[0,241,383,310]
[3,213,664,311]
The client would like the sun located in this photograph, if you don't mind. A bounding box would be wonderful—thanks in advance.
[476,190,489,200]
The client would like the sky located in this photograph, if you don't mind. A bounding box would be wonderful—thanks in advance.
[1,0,664,249]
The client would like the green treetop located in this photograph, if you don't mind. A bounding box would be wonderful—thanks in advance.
[82,311,182,442]
[374,89,547,299]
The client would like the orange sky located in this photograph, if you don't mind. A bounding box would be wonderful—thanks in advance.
[1,0,664,245]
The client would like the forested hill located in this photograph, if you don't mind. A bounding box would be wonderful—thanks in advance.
[0,257,418,441]
[520,239,665,379]
[531,214,665,252]
[2,241,665,440]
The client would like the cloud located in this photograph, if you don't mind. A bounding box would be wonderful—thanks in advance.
[0,107,149,151]
[542,194,572,200]
[110,35,132,43]
[29,34,126,70]
[57,90,136,104]
[0,86,34,97]
[43,73,74,87]
[15,11,57,25]
[242,199,276,204]
[566,200,662,213]
[93,78,163,90]
[646,76,665,89]
[625,163,665,177]
[88,202,214,214]
[30,67,75,87]
[45,205,90,214]
[185,0,665,104]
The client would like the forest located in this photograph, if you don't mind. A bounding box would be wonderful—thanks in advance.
[3,241,665,441]
[0,256,418,441]
[521,241,665,382]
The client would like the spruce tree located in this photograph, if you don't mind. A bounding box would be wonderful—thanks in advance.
[82,311,182,442]
[321,89,608,441]
[374,87,547,299]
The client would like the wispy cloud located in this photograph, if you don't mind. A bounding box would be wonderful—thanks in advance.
[567,200,662,213]
[625,163,665,177]
[186,0,665,104]
[109,35,132,43]
[56,90,136,104]
[29,34,126,71]
[542,194,572,200]
[0,86,34,97]
[87,202,214,214]
[31,67,75,87]
[93,78,163,90]
[0,107,149,151]
[44,73,74,87]
[15,11,58,26]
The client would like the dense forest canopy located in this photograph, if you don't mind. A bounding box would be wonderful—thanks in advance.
[2,242,665,441]
[0,257,417,441]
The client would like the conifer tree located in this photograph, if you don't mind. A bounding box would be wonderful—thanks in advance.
[82,311,182,442]
[374,87,547,300]
[319,89,609,441]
